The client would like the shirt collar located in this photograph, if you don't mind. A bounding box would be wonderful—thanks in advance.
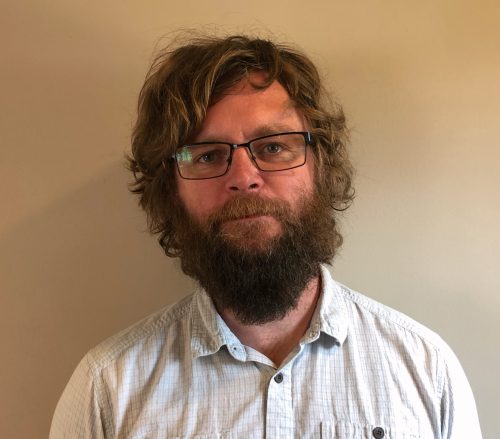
[190,264,348,359]
[312,265,348,345]
[190,287,243,360]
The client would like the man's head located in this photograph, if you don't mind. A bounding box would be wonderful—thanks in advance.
[128,34,354,322]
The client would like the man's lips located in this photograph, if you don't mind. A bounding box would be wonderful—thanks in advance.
[219,214,283,239]
[224,214,275,222]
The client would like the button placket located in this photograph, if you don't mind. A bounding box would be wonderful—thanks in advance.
[265,367,293,438]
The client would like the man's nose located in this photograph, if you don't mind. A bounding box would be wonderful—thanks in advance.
[224,146,264,193]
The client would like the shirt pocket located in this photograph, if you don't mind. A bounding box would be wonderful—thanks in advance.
[320,421,423,438]
[129,430,235,439]
[162,433,232,439]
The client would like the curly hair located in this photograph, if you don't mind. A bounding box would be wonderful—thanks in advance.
[128,34,354,257]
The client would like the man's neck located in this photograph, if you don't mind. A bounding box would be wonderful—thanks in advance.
[219,275,322,367]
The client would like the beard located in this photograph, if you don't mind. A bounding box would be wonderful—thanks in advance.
[173,191,340,325]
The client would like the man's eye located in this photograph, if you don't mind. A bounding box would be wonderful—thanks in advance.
[195,150,225,164]
[199,153,216,163]
[263,143,284,154]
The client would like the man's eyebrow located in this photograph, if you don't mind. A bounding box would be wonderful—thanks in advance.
[250,123,299,138]
[193,123,300,144]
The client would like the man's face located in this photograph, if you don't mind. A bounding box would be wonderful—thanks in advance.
[175,73,316,246]
[172,74,337,324]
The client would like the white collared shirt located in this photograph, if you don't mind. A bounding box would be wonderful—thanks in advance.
[50,267,482,438]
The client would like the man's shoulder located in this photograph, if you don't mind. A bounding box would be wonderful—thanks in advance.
[329,276,446,354]
[84,292,196,374]
[328,278,463,394]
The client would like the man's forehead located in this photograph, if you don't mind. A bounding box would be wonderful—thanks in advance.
[193,78,303,142]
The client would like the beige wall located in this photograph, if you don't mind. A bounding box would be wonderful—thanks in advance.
[2,1,498,437]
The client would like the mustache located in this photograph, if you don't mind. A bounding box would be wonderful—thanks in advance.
[206,196,292,229]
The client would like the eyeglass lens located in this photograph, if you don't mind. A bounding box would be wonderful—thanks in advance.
[175,132,307,180]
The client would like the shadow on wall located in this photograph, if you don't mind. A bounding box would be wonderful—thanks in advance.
[0,161,193,439]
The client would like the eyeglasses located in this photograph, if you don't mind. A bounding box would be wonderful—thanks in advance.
[172,131,313,180]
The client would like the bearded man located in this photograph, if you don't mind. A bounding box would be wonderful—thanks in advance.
[50,35,482,439]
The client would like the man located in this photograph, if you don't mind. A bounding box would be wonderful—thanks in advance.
[50,35,482,438]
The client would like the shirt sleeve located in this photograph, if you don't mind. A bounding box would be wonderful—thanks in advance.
[49,354,109,439]
[439,342,482,439]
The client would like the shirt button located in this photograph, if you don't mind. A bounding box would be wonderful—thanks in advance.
[274,373,284,383]
[372,427,385,438]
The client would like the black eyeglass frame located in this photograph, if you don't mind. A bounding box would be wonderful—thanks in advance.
[171,131,314,180]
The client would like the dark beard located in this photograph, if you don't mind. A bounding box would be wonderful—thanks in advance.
[174,192,339,325]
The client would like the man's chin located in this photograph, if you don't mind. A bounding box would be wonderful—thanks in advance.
[219,216,283,251]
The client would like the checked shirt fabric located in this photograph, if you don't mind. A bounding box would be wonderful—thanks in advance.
[50,266,482,439]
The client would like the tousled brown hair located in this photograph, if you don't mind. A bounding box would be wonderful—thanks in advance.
[128,34,354,257]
